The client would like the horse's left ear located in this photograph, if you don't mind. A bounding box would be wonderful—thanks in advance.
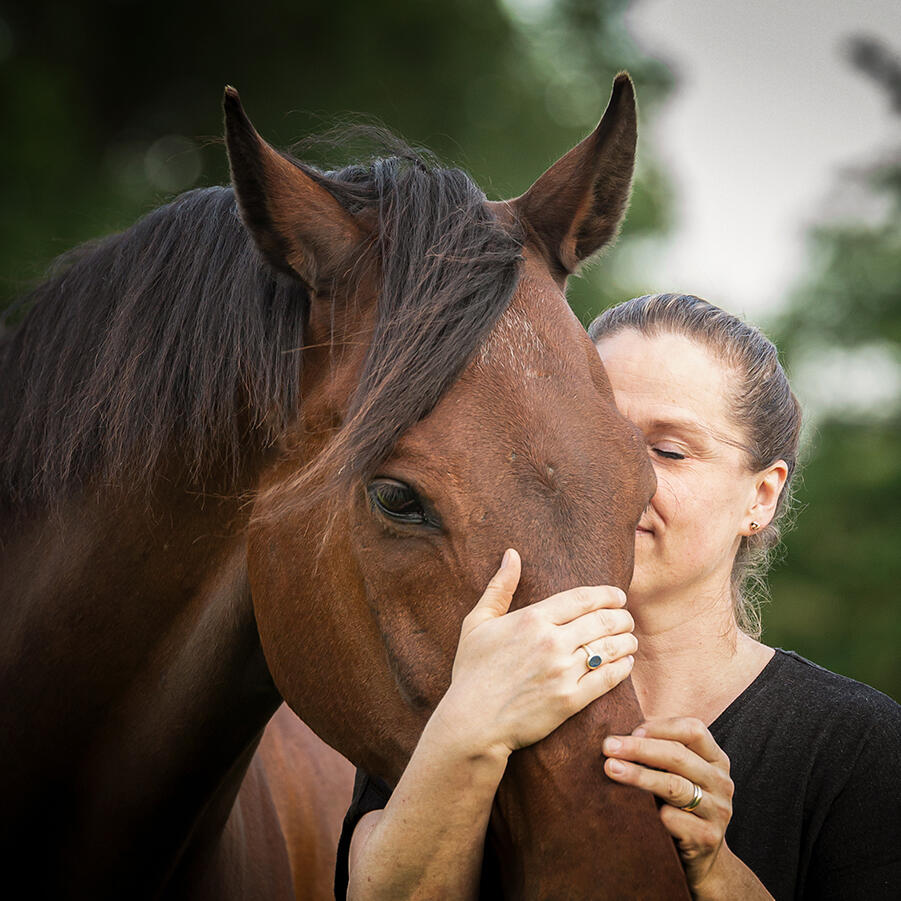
[223,86,366,288]
[513,73,637,276]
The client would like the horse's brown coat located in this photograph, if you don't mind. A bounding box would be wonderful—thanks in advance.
[257,707,354,900]
[248,255,687,898]
[0,76,690,899]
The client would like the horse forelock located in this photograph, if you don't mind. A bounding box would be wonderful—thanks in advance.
[2,142,526,514]
[257,152,526,516]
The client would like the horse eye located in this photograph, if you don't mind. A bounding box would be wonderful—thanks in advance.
[368,479,428,524]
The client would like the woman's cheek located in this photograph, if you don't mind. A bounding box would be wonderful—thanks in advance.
[649,471,680,518]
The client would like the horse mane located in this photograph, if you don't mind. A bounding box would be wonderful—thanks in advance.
[0,142,524,509]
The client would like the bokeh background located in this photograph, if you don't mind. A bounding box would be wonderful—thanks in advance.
[2,0,898,699]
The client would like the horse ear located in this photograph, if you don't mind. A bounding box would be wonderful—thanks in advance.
[513,73,637,276]
[223,86,365,287]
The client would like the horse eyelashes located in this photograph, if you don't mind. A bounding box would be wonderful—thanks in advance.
[368,479,428,523]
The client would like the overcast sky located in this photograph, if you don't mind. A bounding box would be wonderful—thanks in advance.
[623,0,901,320]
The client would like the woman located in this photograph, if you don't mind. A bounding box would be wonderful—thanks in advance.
[335,294,901,900]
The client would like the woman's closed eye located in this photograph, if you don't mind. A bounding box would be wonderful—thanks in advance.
[652,447,686,461]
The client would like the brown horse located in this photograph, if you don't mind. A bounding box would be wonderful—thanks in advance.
[0,76,690,899]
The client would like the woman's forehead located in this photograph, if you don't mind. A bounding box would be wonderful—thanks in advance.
[594,329,738,429]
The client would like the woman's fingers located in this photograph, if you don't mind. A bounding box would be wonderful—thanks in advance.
[572,631,638,674]
[602,734,709,786]
[451,571,641,754]
[573,626,638,664]
[561,604,635,647]
[602,720,734,821]
[658,804,721,848]
[537,584,628,625]
[573,654,635,705]
[602,743,710,813]
[460,548,522,635]
[600,717,735,891]
[631,717,729,768]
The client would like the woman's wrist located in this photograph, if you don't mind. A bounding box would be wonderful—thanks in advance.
[426,688,511,777]
[690,843,773,901]
[347,690,509,901]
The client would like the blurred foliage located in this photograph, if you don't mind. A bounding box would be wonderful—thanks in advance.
[0,0,672,318]
[4,2,895,700]
[765,38,901,701]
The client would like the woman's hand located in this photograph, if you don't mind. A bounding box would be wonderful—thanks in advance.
[436,548,637,762]
[602,718,739,896]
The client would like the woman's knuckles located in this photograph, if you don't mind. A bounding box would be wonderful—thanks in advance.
[543,657,570,681]
[559,687,584,715]
[684,717,707,740]
[663,773,688,802]
[573,586,596,609]
[695,822,721,849]
[528,630,553,654]
[600,668,623,693]
[587,609,615,636]
[712,799,732,823]
[610,633,638,657]
[671,745,697,772]
[516,606,541,630]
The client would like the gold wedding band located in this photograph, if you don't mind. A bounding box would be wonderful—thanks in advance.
[681,781,703,811]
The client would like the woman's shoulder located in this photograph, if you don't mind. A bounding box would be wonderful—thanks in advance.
[713,648,900,761]
[768,648,899,711]
[718,651,901,900]
[766,649,900,725]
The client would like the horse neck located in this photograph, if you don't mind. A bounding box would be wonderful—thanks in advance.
[0,474,283,896]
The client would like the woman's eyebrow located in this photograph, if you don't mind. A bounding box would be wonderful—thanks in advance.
[647,416,709,438]
[647,417,748,453]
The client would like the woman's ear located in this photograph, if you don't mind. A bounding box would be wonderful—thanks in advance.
[746,460,789,534]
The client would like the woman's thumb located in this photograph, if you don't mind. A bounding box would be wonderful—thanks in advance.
[465,548,522,628]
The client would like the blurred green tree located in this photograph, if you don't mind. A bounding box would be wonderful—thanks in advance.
[0,0,671,316]
[765,36,901,701]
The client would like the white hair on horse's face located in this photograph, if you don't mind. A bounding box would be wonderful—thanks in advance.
[477,302,547,374]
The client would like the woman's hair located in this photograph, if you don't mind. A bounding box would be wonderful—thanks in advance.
[587,293,802,638]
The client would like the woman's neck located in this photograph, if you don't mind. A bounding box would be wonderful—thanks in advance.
[629,583,774,725]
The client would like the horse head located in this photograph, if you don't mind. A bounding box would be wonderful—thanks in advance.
[227,77,689,899]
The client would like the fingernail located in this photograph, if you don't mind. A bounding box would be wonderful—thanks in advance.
[501,549,511,568]
[633,725,646,737]
[607,759,626,775]
[604,737,622,753]
[616,588,627,605]
[625,655,634,667]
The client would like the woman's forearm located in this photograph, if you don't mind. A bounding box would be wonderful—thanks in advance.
[347,694,508,901]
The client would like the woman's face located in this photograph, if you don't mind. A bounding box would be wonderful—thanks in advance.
[595,329,761,608]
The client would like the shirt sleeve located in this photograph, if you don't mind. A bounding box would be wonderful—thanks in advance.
[334,768,393,900]
[803,704,901,900]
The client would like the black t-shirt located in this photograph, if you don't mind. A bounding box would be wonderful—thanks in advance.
[335,650,901,900]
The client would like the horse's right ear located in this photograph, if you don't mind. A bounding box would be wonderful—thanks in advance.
[223,86,366,287]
